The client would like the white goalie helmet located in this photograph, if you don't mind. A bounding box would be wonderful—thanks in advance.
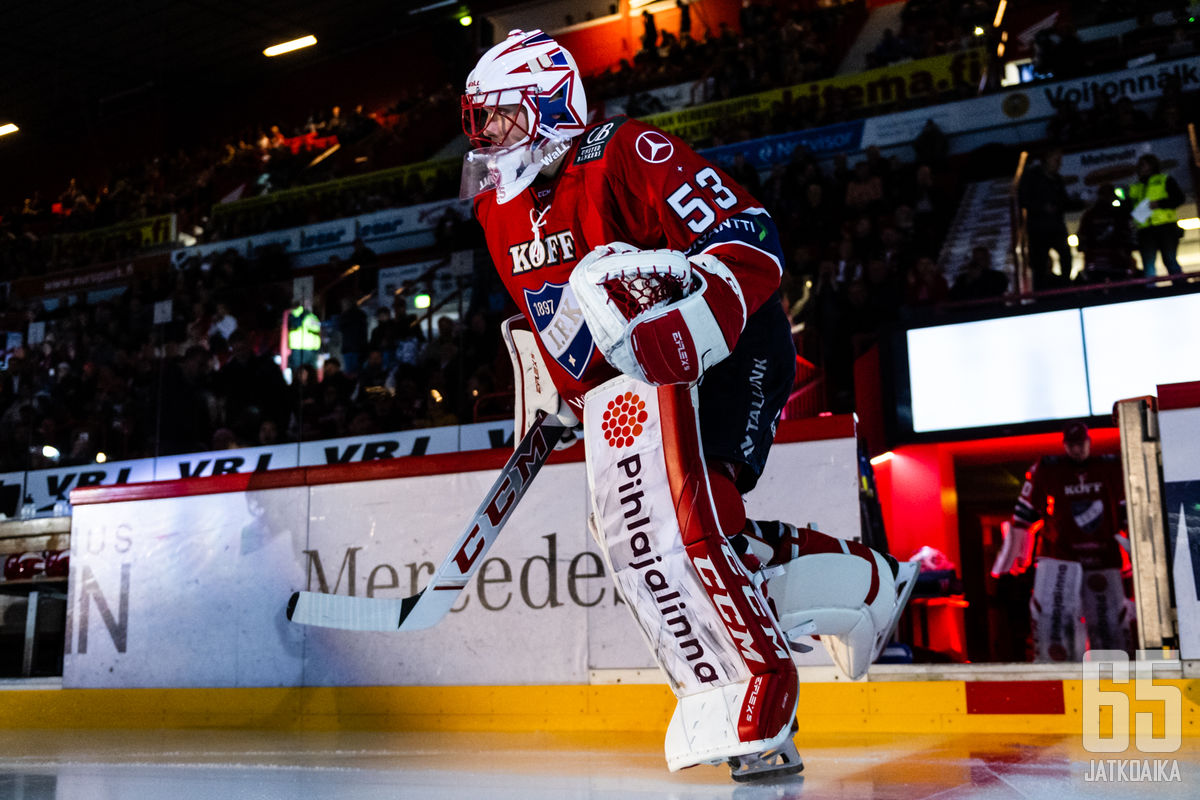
[460,29,589,204]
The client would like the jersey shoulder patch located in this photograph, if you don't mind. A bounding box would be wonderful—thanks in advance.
[573,116,629,165]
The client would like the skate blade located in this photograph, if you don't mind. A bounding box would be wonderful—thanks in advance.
[728,754,804,783]
[727,729,804,784]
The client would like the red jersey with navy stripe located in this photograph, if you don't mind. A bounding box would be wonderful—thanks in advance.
[473,116,785,414]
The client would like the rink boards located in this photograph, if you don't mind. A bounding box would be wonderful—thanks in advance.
[2,674,1197,737]
[55,415,859,690]
[3,410,1198,737]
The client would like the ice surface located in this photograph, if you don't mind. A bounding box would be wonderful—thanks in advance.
[0,728,1196,799]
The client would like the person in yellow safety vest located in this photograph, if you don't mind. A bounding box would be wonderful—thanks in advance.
[287,303,321,371]
[1126,153,1185,277]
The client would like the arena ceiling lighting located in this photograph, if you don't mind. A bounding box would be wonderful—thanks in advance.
[0,123,18,136]
[263,35,317,57]
[407,0,455,13]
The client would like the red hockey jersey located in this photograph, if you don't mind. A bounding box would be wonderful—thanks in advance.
[1013,454,1125,570]
[474,116,784,414]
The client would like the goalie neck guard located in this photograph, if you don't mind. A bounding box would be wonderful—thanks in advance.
[460,29,588,204]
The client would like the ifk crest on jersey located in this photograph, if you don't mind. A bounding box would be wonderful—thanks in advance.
[523,282,594,380]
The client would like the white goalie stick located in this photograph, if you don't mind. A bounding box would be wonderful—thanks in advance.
[286,411,567,631]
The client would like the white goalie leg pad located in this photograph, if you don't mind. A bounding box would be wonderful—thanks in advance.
[1080,567,1131,654]
[663,684,795,773]
[501,314,579,447]
[583,375,797,770]
[763,548,907,680]
[742,521,917,680]
[816,558,917,681]
[1030,557,1085,662]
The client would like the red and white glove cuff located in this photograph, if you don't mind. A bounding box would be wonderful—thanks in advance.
[625,255,746,385]
[570,245,748,385]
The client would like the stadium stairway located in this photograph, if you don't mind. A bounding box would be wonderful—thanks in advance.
[938,177,1017,290]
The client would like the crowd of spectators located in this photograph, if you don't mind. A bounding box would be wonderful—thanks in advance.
[756,129,982,410]
[0,86,462,283]
[1030,2,1195,82]
[0,1,870,285]
[593,0,859,108]
[3,1,1199,469]
[1046,72,1196,149]
[0,240,517,472]
[5,3,1199,288]
[867,0,993,69]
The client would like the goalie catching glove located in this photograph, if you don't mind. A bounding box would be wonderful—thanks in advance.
[570,242,748,386]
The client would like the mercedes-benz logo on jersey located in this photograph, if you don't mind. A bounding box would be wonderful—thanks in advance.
[635,131,674,164]
[523,282,594,380]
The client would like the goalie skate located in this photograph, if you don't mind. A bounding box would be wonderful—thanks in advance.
[726,721,804,783]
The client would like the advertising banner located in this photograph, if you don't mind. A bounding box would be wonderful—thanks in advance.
[376,251,475,303]
[294,220,356,257]
[11,254,169,301]
[356,200,472,250]
[1157,384,1200,660]
[156,443,302,481]
[54,213,177,253]
[377,258,449,301]
[861,55,1200,149]
[62,428,859,687]
[36,262,137,296]
[245,228,302,258]
[171,198,472,269]
[1056,135,1193,208]
[603,81,701,119]
[211,159,460,216]
[645,50,985,145]
[26,458,156,515]
[7,421,513,519]
[704,120,866,169]
[299,464,595,686]
[169,239,246,268]
[65,487,311,688]
[296,424,510,465]
[0,471,24,519]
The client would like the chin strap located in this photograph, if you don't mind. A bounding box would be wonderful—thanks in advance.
[460,136,572,203]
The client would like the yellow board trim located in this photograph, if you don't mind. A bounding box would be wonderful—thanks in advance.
[1,680,1196,735]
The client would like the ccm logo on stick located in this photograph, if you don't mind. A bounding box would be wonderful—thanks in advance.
[452,425,550,574]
